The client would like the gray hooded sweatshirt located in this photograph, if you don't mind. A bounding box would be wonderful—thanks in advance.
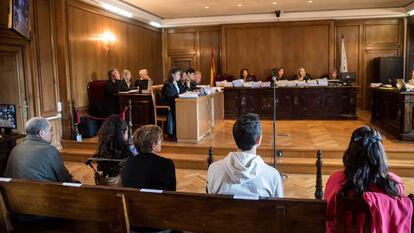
[207,151,284,198]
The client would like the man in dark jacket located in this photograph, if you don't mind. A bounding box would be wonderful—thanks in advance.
[5,117,72,182]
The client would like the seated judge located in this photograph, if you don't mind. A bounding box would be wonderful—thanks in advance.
[120,69,133,89]
[328,69,338,80]
[104,68,123,116]
[161,68,185,138]
[324,126,410,233]
[295,67,311,81]
[240,68,254,82]
[194,71,202,85]
[177,69,192,92]
[274,67,288,81]
[185,68,197,91]
[134,69,152,87]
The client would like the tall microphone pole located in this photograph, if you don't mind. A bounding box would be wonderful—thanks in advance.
[272,76,277,169]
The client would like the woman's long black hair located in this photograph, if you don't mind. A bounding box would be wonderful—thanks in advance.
[341,126,400,197]
[96,115,129,160]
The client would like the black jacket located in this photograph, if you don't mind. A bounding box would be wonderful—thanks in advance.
[160,80,185,107]
[103,79,123,115]
[121,152,176,191]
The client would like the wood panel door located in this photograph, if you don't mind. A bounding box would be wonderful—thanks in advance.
[0,45,29,133]
[170,56,194,71]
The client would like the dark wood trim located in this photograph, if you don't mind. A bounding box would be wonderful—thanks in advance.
[55,0,74,139]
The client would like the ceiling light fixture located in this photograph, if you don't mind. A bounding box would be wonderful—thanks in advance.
[237,3,243,7]
[307,0,313,3]
[101,3,133,18]
[272,2,277,5]
[149,21,162,28]
[408,10,414,16]
[205,6,210,9]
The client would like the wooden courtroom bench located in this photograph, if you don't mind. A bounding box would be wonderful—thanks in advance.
[0,178,327,233]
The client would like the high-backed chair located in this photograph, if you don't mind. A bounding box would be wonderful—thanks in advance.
[87,80,107,107]
[150,85,170,132]
[87,80,107,117]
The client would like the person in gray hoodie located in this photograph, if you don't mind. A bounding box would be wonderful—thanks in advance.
[207,113,284,198]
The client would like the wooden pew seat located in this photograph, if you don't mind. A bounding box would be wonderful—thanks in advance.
[0,179,327,233]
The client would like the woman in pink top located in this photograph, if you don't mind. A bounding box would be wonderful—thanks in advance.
[324,126,405,233]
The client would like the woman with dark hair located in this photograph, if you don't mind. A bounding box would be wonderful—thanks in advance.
[161,68,185,139]
[274,67,287,81]
[240,68,254,82]
[95,115,133,186]
[324,126,408,233]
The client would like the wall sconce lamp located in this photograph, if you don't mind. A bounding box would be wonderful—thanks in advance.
[102,32,116,54]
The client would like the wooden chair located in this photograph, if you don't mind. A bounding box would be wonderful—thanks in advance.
[335,192,371,233]
[150,85,170,132]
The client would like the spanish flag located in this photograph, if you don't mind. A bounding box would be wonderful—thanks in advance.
[210,48,216,86]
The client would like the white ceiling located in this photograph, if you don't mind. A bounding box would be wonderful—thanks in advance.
[121,0,412,19]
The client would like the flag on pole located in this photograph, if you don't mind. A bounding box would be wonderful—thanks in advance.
[340,35,348,73]
[210,48,216,86]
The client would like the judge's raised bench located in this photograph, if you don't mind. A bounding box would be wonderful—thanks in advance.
[224,86,357,120]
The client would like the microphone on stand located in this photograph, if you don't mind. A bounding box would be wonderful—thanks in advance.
[272,76,277,169]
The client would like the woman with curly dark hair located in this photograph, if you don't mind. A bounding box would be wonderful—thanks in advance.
[324,126,410,233]
[95,115,132,185]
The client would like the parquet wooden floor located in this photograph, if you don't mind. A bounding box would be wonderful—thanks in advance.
[76,111,414,152]
[65,162,414,199]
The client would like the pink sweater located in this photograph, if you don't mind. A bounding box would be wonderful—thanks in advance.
[324,171,409,233]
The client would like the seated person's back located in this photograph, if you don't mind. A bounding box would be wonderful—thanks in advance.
[207,113,284,198]
[5,117,72,182]
[121,125,176,191]
[324,126,410,233]
[95,115,133,185]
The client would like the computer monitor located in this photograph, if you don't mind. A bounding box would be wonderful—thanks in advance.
[138,80,150,92]
[0,104,17,135]
[339,72,356,85]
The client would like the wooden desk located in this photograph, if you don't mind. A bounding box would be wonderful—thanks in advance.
[0,134,24,175]
[117,92,154,129]
[224,86,357,120]
[176,91,224,143]
[371,88,414,141]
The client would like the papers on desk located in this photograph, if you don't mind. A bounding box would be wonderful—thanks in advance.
[215,81,225,87]
[119,89,139,94]
[296,81,307,87]
[370,83,382,88]
[224,82,234,87]
[261,81,271,87]
[286,81,297,87]
[307,80,318,87]
[318,78,328,87]
[243,82,252,88]
[179,92,199,98]
[232,79,244,87]
[276,80,287,87]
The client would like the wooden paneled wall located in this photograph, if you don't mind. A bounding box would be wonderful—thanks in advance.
[163,26,221,85]
[165,19,403,109]
[408,16,414,78]
[66,0,163,109]
[335,19,403,109]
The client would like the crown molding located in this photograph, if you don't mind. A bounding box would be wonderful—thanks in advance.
[77,1,408,29]
[162,8,408,28]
